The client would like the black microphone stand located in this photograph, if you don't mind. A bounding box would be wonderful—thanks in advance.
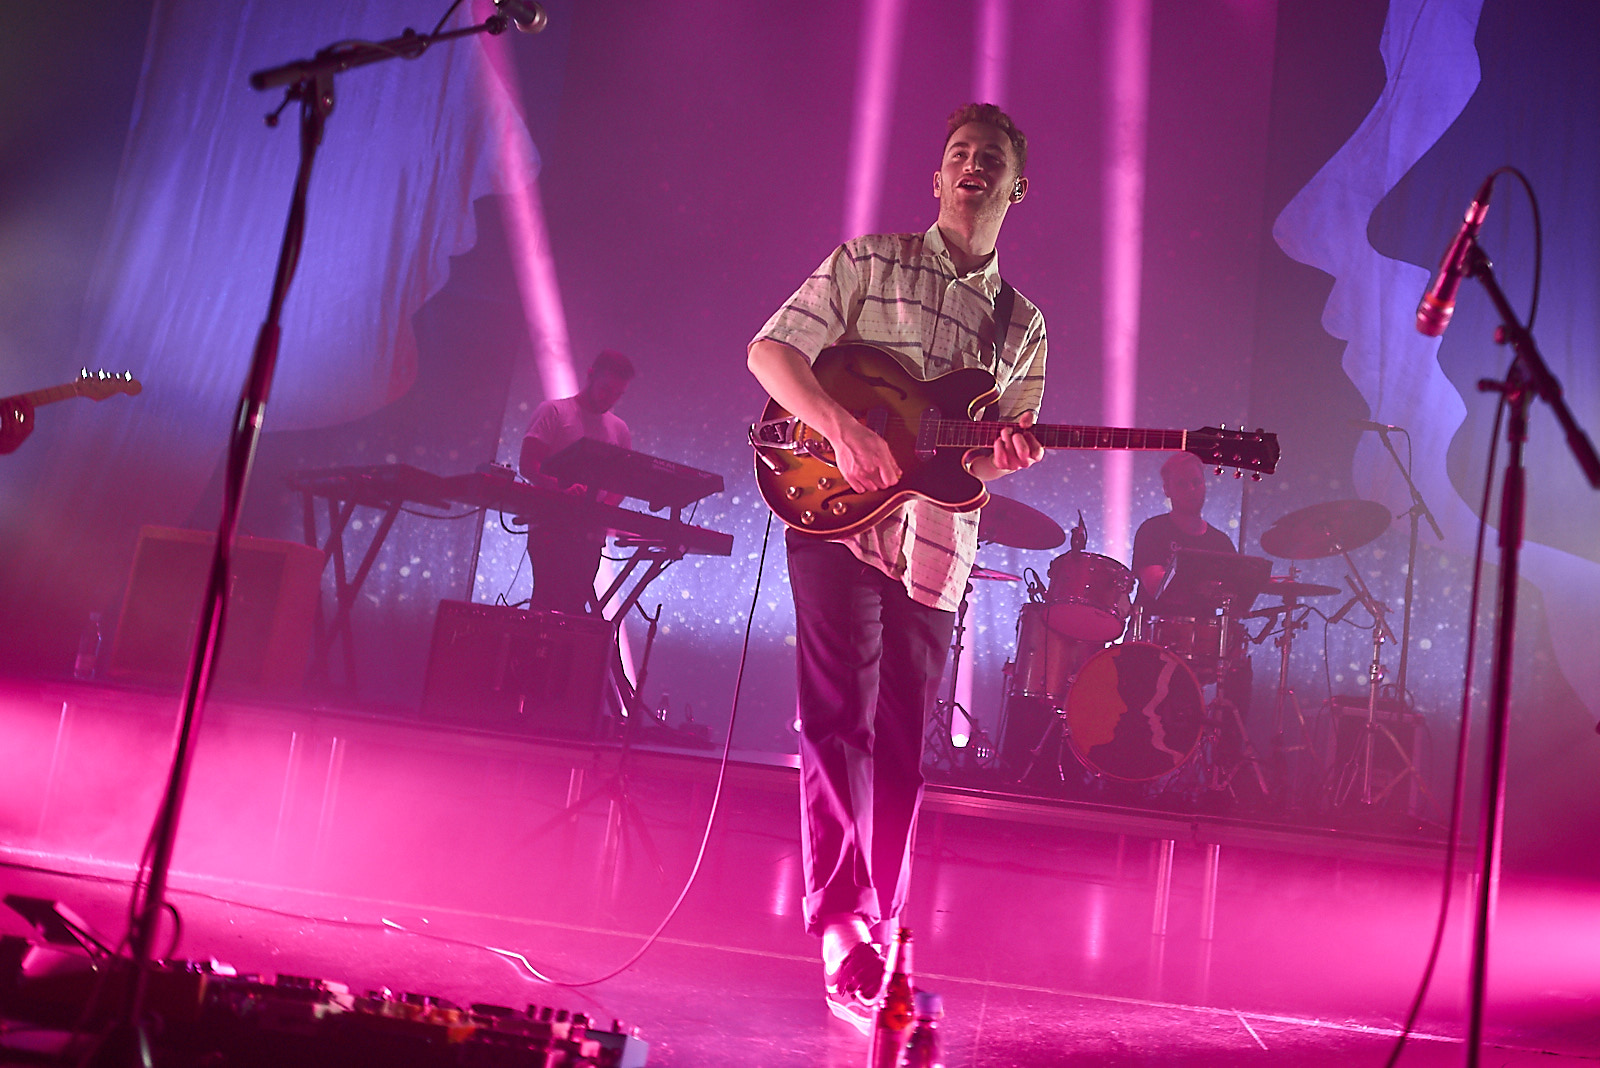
[1459,240,1600,1068]
[1371,428,1442,700]
[89,12,520,1067]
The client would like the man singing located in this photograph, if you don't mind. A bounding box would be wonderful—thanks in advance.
[747,104,1047,1031]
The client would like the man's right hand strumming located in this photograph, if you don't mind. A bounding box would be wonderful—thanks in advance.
[747,338,902,494]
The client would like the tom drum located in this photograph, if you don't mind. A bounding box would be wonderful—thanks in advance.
[1044,551,1135,643]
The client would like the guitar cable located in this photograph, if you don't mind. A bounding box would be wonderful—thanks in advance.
[467,508,779,988]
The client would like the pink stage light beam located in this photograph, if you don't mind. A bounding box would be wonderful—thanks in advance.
[949,0,1012,747]
[842,0,907,240]
[478,13,634,676]
[1101,0,1152,564]
[973,0,1010,105]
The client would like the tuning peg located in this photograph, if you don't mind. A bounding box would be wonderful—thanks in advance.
[1234,469,1243,479]
[1213,465,1223,476]
[1251,473,1262,481]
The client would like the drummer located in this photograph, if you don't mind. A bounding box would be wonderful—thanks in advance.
[1131,451,1239,614]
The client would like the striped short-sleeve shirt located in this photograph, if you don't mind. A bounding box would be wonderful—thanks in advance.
[753,224,1048,611]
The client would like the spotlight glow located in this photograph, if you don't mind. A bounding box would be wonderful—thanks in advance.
[842,0,908,239]
[1101,0,1152,564]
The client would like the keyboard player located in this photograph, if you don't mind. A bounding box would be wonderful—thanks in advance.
[518,350,635,615]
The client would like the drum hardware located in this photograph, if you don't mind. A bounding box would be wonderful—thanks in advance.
[978,493,1067,550]
[1260,501,1395,810]
[1322,559,1434,813]
[927,566,1020,773]
[1044,551,1135,643]
[1360,426,1444,702]
[1248,574,1326,805]
[1191,694,1269,801]
[1257,498,1391,560]
[1260,577,1341,599]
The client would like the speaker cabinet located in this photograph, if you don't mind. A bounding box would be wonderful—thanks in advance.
[107,525,323,695]
[420,600,612,739]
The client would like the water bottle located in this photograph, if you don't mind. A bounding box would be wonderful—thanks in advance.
[903,990,945,1068]
[74,612,102,680]
[869,927,914,1068]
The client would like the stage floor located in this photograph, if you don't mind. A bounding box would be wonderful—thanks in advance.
[2,677,1597,1066]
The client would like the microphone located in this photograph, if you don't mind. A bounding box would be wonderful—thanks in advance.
[495,0,549,32]
[1070,510,1088,553]
[1415,175,1495,337]
[1350,418,1403,434]
[1327,595,1360,626]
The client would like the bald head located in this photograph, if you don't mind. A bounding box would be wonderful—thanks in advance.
[1161,452,1207,517]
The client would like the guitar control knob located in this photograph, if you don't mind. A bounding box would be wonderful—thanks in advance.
[829,500,848,516]
[801,510,817,526]
[785,485,803,500]
[817,477,835,490]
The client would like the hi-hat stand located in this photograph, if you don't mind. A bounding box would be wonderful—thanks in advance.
[1253,585,1319,807]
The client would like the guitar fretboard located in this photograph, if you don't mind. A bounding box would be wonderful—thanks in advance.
[23,383,87,407]
[937,421,1186,452]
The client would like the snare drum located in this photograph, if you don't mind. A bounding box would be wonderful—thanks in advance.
[1064,642,1204,781]
[1009,602,1101,701]
[1044,551,1135,642]
[1143,615,1244,681]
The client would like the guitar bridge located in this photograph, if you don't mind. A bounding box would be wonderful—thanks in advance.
[750,416,803,450]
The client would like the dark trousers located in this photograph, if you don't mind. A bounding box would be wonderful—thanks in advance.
[786,531,955,937]
[528,522,602,616]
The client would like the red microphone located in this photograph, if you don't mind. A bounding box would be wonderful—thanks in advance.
[1415,176,1495,337]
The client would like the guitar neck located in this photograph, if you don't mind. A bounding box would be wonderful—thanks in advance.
[23,382,87,407]
[937,420,1188,453]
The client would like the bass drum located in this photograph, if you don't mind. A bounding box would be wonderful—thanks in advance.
[1009,602,1102,701]
[1045,551,1135,642]
[1064,642,1205,782]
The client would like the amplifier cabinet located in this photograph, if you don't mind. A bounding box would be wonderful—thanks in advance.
[107,525,323,695]
[420,600,612,739]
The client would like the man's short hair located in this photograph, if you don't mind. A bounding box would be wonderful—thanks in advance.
[590,350,635,380]
[1161,451,1204,480]
[944,103,1029,176]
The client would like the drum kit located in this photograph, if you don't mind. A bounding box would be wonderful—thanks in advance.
[933,492,1417,813]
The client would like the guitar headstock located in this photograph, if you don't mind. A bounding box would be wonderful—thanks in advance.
[73,369,142,401]
[1187,426,1279,476]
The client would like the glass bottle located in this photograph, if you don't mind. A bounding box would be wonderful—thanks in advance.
[74,612,102,680]
[904,990,944,1068]
[869,927,914,1068]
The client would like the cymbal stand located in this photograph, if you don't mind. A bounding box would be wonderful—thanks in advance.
[1327,554,1432,811]
[927,581,992,771]
[1199,595,1268,800]
[1371,427,1444,700]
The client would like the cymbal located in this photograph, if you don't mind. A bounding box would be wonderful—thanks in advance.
[1263,576,1341,598]
[970,566,1023,582]
[978,494,1065,550]
[1259,499,1391,560]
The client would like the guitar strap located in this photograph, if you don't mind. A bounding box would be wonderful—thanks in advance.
[980,280,1017,422]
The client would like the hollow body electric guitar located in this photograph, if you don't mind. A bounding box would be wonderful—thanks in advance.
[750,343,1279,538]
